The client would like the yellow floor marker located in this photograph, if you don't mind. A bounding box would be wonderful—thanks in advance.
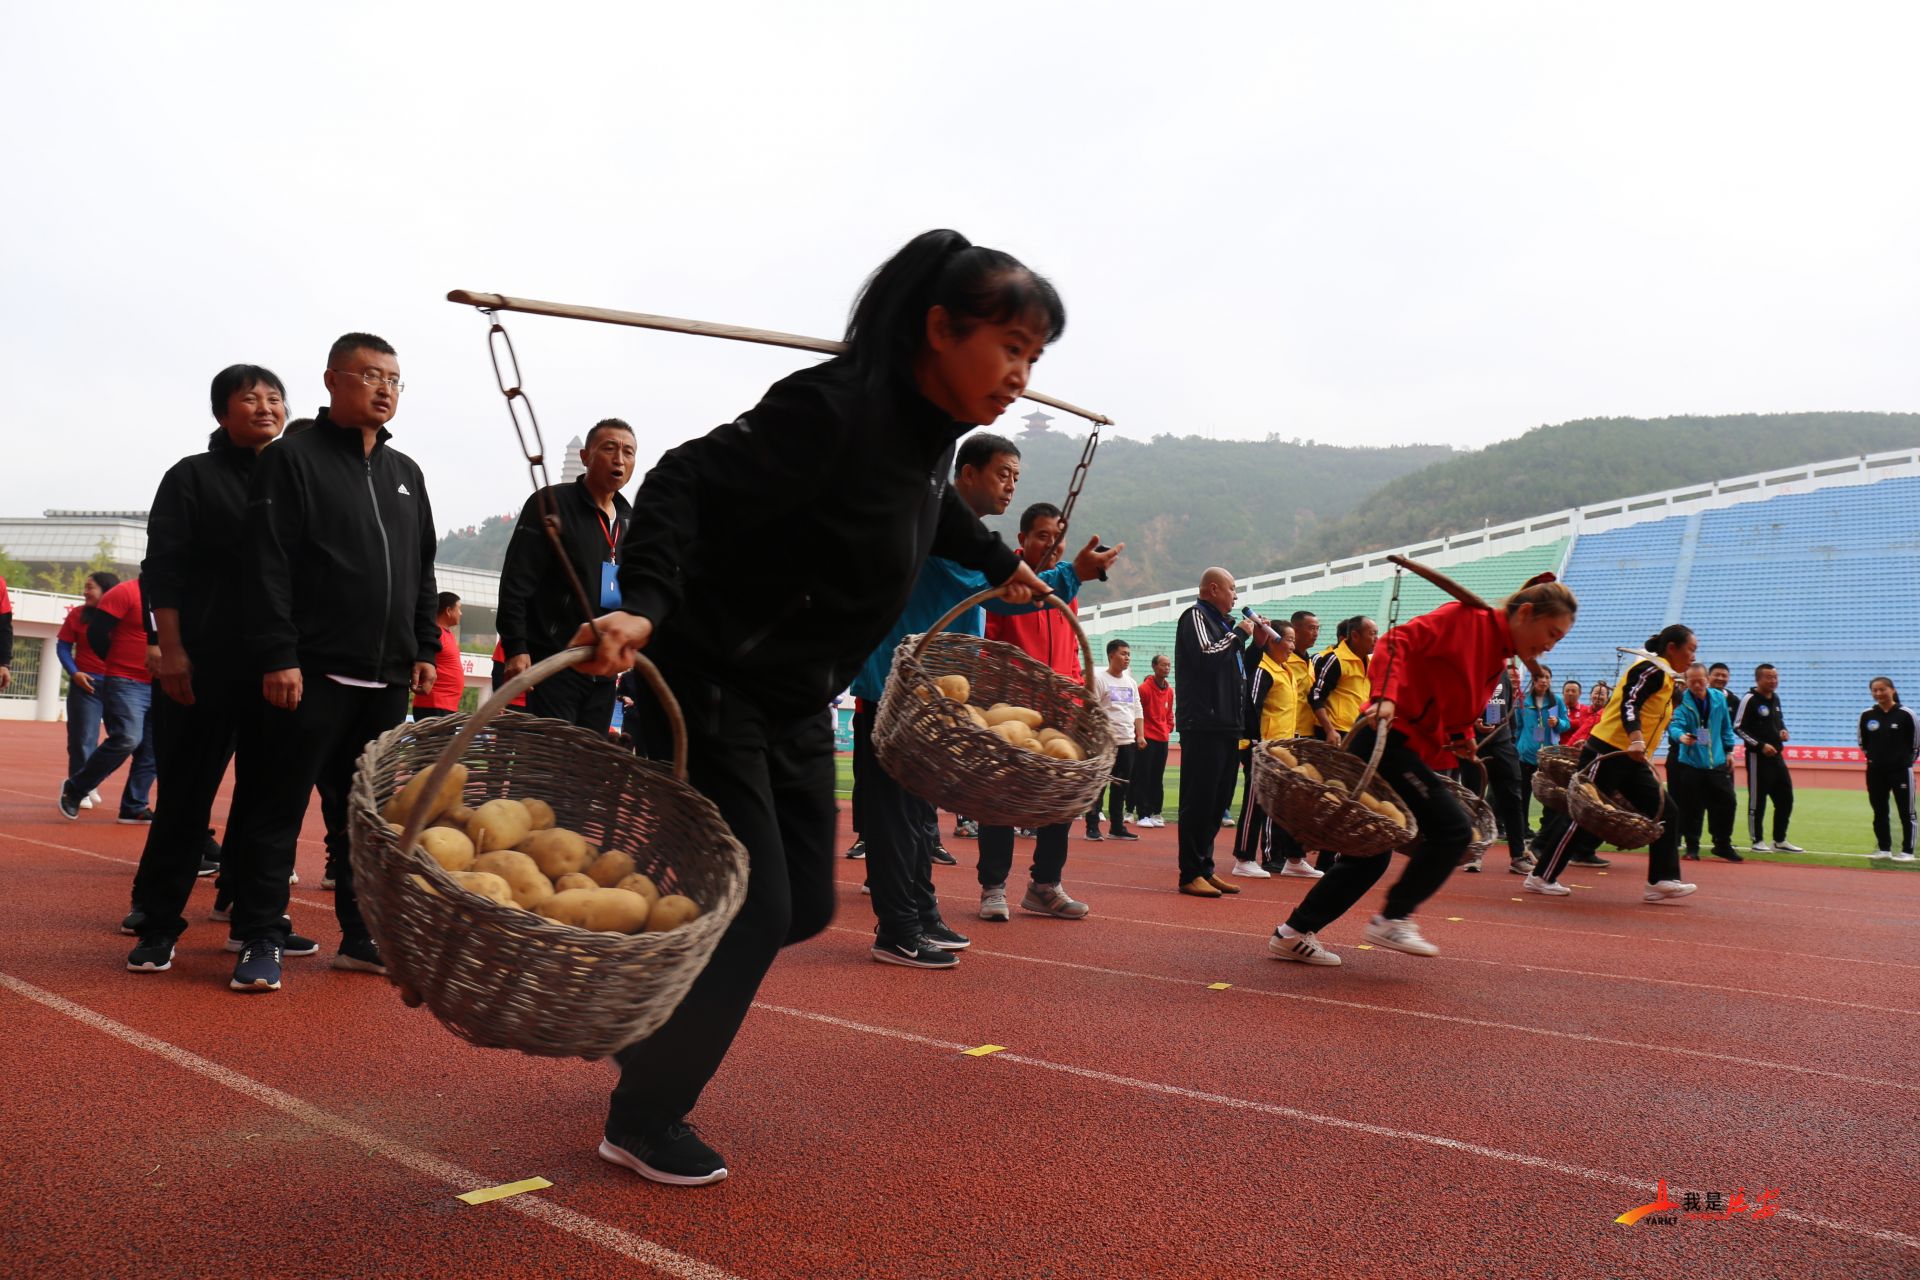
[457,1176,552,1206]
[963,1044,1006,1057]
[1356,944,1374,950]
[1598,871,1609,876]
[1206,982,1232,991]
[1445,916,1464,922]
[1511,897,1523,902]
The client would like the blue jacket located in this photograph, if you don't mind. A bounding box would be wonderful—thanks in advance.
[1667,687,1737,769]
[848,557,1080,702]
[1512,692,1568,765]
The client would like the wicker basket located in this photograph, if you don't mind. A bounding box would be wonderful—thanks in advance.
[1565,750,1666,849]
[1250,735,1418,858]
[348,648,749,1060]
[873,586,1116,828]
[1442,777,1498,866]
[1530,745,1581,814]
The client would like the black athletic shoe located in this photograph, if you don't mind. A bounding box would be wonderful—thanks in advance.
[120,909,146,937]
[226,928,319,958]
[930,844,957,866]
[870,936,959,969]
[844,838,866,860]
[117,806,156,825]
[598,1122,728,1186]
[196,855,221,877]
[1109,825,1140,841]
[1568,855,1611,868]
[1711,848,1745,863]
[1083,827,1105,842]
[58,783,81,821]
[127,934,177,972]
[920,921,972,951]
[230,938,283,992]
[1682,851,1700,861]
[332,935,387,974]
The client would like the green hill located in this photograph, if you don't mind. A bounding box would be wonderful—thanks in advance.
[1293,412,1920,564]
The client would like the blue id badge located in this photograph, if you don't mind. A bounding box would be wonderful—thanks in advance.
[600,562,622,609]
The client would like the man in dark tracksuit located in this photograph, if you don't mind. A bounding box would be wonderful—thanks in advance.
[1736,663,1801,852]
[126,369,297,971]
[1174,568,1268,896]
[224,334,440,992]
[496,419,636,733]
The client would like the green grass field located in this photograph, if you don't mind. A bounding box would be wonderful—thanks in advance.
[833,756,1915,871]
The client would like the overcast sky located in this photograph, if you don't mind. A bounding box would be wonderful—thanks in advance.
[4,2,1915,533]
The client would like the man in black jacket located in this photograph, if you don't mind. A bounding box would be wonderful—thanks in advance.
[497,418,636,732]
[223,333,440,993]
[1174,567,1269,897]
[124,365,302,973]
[1736,663,1802,852]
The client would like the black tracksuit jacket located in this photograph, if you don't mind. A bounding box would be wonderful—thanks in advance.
[143,430,261,673]
[615,357,1020,723]
[1735,688,1787,751]
[497,477,635,662]
[245,411,439,685]
[1859,704,1918,768]
[1175,600,1255,736]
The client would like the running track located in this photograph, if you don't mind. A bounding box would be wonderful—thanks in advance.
[2,720,1916,1280]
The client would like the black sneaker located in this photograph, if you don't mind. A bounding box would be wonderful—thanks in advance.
[127,934,178,972]
[332,935,387,974]
[1711,848,1744,862]
[870,936,959,969]
[1110,825,1140,841]
[117,806,156,825]
[197,855,221,877]
[226,926,318,958]
[58,783,81,821]
[844,838,866,861]
[598,1122,728,1186]
[230,938,283,992]
[921,921,972,951]
[120,909,146,937]
[1568,855,1611,868]
[930,844,958,866]
[1084,826,1105,842]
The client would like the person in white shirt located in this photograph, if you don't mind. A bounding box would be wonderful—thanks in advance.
[1088,639,1145,841]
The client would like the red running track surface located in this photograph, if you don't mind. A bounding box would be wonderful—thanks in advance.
[2,719,1917,1279]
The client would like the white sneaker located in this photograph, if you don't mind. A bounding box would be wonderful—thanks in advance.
[1749,841,1775,853]
[1220,815,1236,828]
[1231,860,1272,879]
[1460,858,1483,874]
[859,883,871,895]
[1893,852,1917,863]
[1269,927,1341,966]
[88,790,103,806]
[1644,879,1698,903]
[289,870,300,885]
[1279,859,1324,879]
[1149,816,1166,828]
[79,794,95,810]
[1774,841,1806,853]
[1364,914,1439,957]
[979,884,1010,922]
[1523,874,1571,897]
[1871,849,1894,861]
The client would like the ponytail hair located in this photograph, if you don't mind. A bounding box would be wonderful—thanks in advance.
[1646,623,1694,656]
[1504,572,1577,621]
[843,229,1065,394]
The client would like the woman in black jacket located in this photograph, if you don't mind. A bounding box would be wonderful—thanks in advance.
[1861,677,1917,861]
[574,230,1058,1185]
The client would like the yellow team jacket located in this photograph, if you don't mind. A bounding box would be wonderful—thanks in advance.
[1593,659,1677,751]
[1284,650,1316,738]
[1257,652,1298,741]
[1313,640,1372,735]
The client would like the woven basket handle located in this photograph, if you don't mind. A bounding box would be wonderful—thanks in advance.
[394,647,687,860]
[913,584,1100,695]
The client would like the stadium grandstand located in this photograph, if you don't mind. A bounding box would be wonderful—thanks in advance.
[1078,447,1920,758]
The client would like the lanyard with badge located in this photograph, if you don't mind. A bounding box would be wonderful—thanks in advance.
[595,509,622,609]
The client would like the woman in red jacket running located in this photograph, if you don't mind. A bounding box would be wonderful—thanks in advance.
[1267,575,1578,965]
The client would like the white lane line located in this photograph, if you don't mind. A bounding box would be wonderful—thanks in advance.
[820,928,1916,1090]
[0,972,744,1280]
[754,1000,1920,1253]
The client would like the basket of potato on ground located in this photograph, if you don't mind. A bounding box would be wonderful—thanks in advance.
[873,586,1115,828]
[1530,744,1582,814]
[1565,750,1666,849]
[348,648,747,1059]
[1251,737,1419,858]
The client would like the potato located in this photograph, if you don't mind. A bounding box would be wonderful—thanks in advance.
[989,720,1034,747]
[470,799,534,854]
[1297,763,1323,784]
[417,826,475,873]
[436,804,474,834]
[521,798,558,831]
[963,704,991,730]
[455,870,515,906]
[382,762,469,827]
[1042,736,1086,761]
[934,674,971,704]
[519,827,592,879]
[615,873,661,908]
[1325,778,1348,794]
[471,849,553,908]
[554,872,596,892]
[537,887,653,933]
[985,704,1044,730]
[1268,745,1299,767]
[587,849,637,887]
[645,894,701,933]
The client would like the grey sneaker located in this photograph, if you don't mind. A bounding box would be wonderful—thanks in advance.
[979,884,1010,922]
[1774,841,1806,853]
[1021,881,1090,919]
[1363,915,1439,957]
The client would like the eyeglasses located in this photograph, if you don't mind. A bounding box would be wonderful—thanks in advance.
[331,368,406,393]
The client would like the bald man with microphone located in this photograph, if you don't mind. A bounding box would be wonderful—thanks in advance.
[1175,567,1270,897]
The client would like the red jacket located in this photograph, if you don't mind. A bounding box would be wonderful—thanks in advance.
[58,607,109,677]
[1138,676,1174,742]
[417,626,466,711]
[985,598,1082,681]
[1367,602,1516,769]
[1565,702,1603,744]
